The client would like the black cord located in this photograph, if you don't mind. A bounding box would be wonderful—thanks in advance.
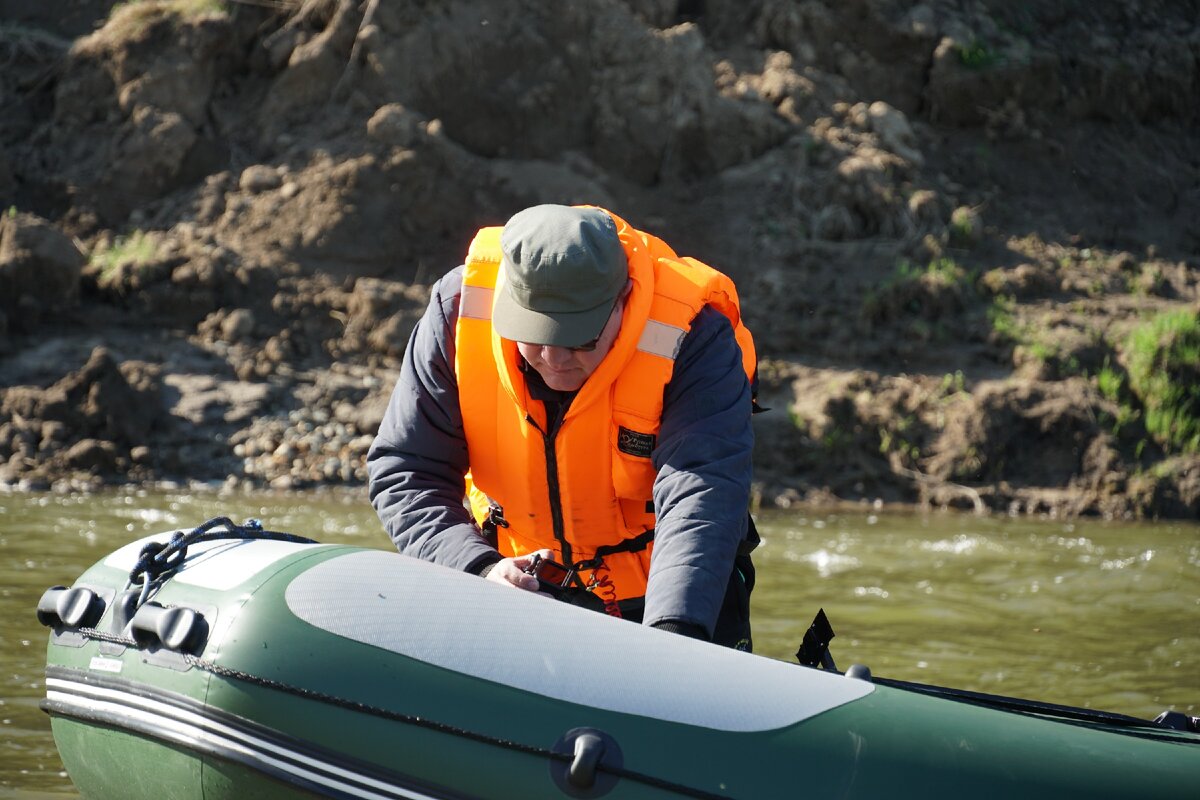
[870,675,1199,744]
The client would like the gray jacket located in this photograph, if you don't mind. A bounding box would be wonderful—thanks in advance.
[367,265,753,636]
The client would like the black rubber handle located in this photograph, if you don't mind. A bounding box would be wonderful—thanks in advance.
[129,602,208,653]
[37,586,105,629]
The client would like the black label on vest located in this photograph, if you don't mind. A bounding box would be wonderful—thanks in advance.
[617,426,656,458]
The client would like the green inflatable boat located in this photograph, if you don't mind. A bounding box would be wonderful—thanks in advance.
[38,519,1200,799]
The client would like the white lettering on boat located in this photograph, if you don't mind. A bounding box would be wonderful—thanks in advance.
[88,656,123,674]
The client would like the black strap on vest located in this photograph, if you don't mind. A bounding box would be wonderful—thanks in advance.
[595,528,655,557]
[572,512,759,571]
[572,529,656,572]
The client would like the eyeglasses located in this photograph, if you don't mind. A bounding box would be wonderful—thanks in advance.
[568,333,602,353]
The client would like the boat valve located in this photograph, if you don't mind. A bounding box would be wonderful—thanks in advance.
[129,602,209,654]
[550,727,622,797]
[568,733,605,789]
[36,586,105,630]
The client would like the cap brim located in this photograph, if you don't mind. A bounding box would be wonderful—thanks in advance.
[492,284,614,348]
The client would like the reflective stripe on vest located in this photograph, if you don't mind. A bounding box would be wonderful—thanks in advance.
[459,285,494,320]
[637,319,687,360]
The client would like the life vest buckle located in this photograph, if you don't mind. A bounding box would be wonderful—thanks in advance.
[480,504,509,549]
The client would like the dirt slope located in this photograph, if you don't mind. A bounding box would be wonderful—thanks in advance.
[1,0,1197,518]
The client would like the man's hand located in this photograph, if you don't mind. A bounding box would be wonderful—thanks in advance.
[484,548,555,592]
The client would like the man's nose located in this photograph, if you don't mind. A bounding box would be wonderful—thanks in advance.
[541,346,574,367]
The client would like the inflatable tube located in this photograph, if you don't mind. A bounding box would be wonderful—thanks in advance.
[39,522,1200,799]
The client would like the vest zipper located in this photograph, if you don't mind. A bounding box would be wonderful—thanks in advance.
[525,412,572,564]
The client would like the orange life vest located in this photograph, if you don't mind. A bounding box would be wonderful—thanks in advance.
[454,207,756,601]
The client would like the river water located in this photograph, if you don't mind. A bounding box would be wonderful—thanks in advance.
[2,490,1197,797]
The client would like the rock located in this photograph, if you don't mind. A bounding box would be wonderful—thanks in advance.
[907,189,943,228]
[0,348,163,478]
[367,313,417,358]
[269,474,295,490]
[866,101,923,166]
[62,438,119,472]
[220,308,256,341]
[239,165,282,193]
[256,0,361,138]
[40,420,68,450]
[979,263,1057,299]
[18,475,51,492]
[79,349,157,442]
[367,104,423,148]
[334,394,389,436]
[0,212,85,330]
[165,373,270,426]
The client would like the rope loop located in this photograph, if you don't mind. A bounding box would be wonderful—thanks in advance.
[124,516,319,605]
[128,539,187,587]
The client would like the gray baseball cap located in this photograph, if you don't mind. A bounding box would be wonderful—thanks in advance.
[493,205,628,347]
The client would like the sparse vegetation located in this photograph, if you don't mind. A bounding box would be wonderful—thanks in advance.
[878,416,920,464]
[1129,264,1167,296]
[1123,309,1200,453]
[1097,359,1123,402]
[957,38,1002,70]
[1096,358,1141,439]
[939,370,967,398]
[986,298,1103,377]
[90,231,158,285]
[820,426,853,453]
[863,256,974,325]
[987,294,1019,341]
[948,206,979,246]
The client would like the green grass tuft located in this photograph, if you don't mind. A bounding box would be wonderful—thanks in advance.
[1124,309,1200,453]
[90,231,158,283]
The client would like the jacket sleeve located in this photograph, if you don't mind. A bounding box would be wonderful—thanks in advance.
[367,266,502,574]
[642,307,753,636]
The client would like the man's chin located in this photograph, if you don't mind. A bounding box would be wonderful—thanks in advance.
[542,370,585,392]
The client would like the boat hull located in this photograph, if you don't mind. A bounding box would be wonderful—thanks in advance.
[41,531,1200,799]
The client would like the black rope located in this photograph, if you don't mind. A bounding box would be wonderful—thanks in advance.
[127,517,317,604]
[870,675,1200,745]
